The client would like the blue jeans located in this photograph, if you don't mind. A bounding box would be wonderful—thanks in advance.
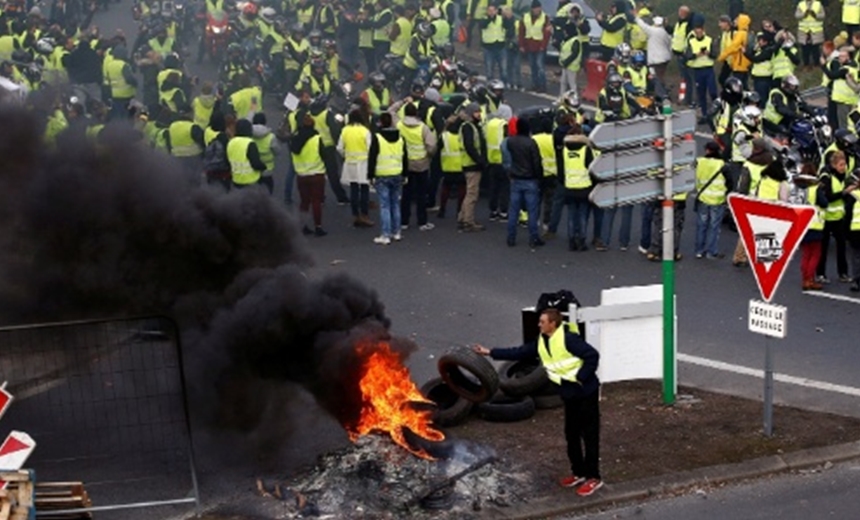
[508,179,540,242]
[505,47,521,87]
[600,205,633,248]
[566,198,589,241]
[693,67,717,118]
[640,201,656,250]
[483,46,506,82]
[526,50,546,91]
[587,204,603,243]
[375,176,402,238]
[548,185,566,233]
[695,203,725,257]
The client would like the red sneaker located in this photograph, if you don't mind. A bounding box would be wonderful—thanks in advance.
[558,475,586,488]
[576,478,604,497]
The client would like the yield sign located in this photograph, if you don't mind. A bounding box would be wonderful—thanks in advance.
[728,194,816,302]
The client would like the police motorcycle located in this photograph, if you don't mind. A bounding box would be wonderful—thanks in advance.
[761,76,831,168]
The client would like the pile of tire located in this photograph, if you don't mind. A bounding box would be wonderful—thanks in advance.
[420,349,563,427]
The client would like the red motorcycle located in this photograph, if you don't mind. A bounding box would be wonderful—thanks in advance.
[204,12,231,60]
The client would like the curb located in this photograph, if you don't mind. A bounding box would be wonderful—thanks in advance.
[482,439,860,519]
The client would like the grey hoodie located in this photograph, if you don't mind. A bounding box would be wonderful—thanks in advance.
[398,115,437,173]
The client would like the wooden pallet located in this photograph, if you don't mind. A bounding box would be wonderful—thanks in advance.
[1,473,92,520]
[0,470,34,520]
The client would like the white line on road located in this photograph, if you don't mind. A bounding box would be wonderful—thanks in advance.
[802,291,860,305]
[678,353,860,398]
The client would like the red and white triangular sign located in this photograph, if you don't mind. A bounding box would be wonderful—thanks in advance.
[0,383,11,421]
[728,194,816,302]
[0,431,36,489]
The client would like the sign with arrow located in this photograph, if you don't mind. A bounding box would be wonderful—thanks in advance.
[589,139,697,181]
[588,110,697,151]
[590,166,696,208]
[728,194,816,302]
[0,431,35,490]
[0,384,11,422]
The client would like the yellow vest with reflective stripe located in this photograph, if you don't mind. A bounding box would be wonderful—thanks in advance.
[536,327,584,385]
[687,35,714,68]
[771,48,795,79]
[254,132,275,171]
[560,37,583,72]
[311,110,334,146]
[342,124,371,163]
[671,20,689,53]
[756,177,782,200]
[228,136,259,184]
[843,0,860,24]
[620,64,647,90]
[375,134,404,176]
[850,189,860,230]
[204,126,220,146]
[532,133,556,177]
[403,38,433,69]
[0,35,15,62]
[366,88,390,114]
[484,118,505,165]
[563,146,591,189]
[744,161,767,194]
[482,16,504,44]
[798,1,824,35]
[460,122,480,169]
[391,17,413,56]
[600,13,626,48]
[148,37,175,59]
[192,95,216,128]
[293,135,325,175]
[284,37,308,70]
[764,89,787,125]
[523,12,547,41]
[105,59,136,98]
[359,25,373,48]
[750,49,773,77]
[397,121,428,162]
[297,4,315,25]
[230,86,263,120]
[374,8,393,41]
[832,66,859,105]
[720,31,732,65]
[169,121,203,157]
[440,130,463,172]
[695,157,728,205]
[431,19,451,47]
[807,185,826,231]
[823,174,846,221]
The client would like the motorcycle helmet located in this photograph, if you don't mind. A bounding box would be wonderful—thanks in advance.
[834,128,857,149]
[439,59,458,74]
[310,93,330,111]
[35,37,54,55]
[308,46,324,61]
[308,29,322,45]
[790,119,816,150]
[781,74,799,95]
[291,22,305,36]
[438,42,454,59]
[489,78,504,93]
[740,105,761,127]
[562,89,580,110]
[613,42,632,64]
[631,50,645,68]
[416,21,434,39]
[11,49,31,64]
[323,39,337,51]
[242,2,258,16]
[411,78,426,94]
[470,83,488,102]
[722,76,743,104]
[310,58,326,75]
[606,72,623,91]
[430,76,442,89]
[259,6,276,23]
[743,90,760,106]
[369,72,385,88]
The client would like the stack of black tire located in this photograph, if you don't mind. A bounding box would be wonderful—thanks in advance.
[420,349,563,427]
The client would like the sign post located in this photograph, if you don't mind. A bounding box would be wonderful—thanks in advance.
[728,194,815,436]
[588,108,698,405]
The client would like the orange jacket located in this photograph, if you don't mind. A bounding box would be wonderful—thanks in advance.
[717,14,752,72]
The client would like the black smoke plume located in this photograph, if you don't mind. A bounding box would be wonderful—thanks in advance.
[0,108,413,464]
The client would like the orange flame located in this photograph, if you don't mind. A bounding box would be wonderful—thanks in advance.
[347,341,445,459]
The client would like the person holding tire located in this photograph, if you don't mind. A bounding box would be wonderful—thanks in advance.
[473,308,603,497]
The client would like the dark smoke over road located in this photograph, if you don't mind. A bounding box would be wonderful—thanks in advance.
[0,108,413,464]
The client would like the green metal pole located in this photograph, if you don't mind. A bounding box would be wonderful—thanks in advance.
[661,102,676,405]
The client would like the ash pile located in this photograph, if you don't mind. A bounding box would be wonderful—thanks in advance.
[274,435,529,519]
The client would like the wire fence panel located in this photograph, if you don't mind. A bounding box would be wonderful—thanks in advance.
[0,316,199,517]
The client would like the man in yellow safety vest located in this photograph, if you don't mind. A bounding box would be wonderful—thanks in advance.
[518,0,550,93]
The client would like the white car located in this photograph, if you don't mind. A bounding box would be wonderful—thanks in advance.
[512,0,603,58]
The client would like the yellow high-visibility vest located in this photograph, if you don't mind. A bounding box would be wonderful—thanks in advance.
[105,59,136,98]
[522,12,547,41]
[168,121,203,157]
[440,130,463,172]
[695,157,728,205]
[843,0,860,24]
[671,20,689,53]
[342,123,371,163]
[375,134,404,176]
[563,146,591,189]
[798,1,824,35]
[390,17,413,56]
[599,13,626,48]
[481,16,504,44]
[397,121,429,162]
[254,132,275,171]
[686,35,714,68]
[292,135,325,175]
[228,136,259,184]
[374,8,393,41]
[484,118,505,165]
[532,133,556,177]
[537,327,584,385]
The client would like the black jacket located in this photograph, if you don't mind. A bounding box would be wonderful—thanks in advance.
[503,134,543,180]
[460,120,485,171]
[490,330,600,400]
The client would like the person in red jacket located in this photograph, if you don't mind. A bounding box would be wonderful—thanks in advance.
[518,0,551,92]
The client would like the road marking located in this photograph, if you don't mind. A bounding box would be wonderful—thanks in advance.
[678,353,860,398]
[802,291,860,305]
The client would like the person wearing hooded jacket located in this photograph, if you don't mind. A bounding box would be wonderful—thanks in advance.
[228,118,267,189]
[252,112,281,195]
[633,14,672,88]
[557,124,596,252]
[458,102,487,232]
[746,31,776,108]
[502,116,544,247]
[397,102,438,232]
[368,112,408,245]
[717,13,752,87]
[291,114,329,237]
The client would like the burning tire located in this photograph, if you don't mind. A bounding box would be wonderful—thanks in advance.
[497,360,549,398]
[437,349,499,403]
[419,377,473,427]
[475,393,536,422]
[531,382,564,410]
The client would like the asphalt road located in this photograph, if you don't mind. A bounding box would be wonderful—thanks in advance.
[562,461,860,520]
[70,4,860,517]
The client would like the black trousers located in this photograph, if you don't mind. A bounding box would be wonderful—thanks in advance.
[401,170,429,226]
[321,145,349,202]
[564,390,601,480]
[818,219,849,278]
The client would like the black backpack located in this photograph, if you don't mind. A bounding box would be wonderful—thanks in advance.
[536,290,580,314]
[202,135,229,172]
